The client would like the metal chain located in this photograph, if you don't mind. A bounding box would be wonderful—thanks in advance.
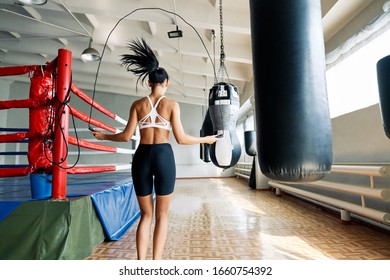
[219,0,225,63]
[212,29,218,84]
[217,0,230,83]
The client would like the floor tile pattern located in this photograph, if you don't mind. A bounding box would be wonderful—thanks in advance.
[86,178,390,260]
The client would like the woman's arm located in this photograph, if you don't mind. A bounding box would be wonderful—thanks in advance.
[171,101,217,145]
[91,102,138,142]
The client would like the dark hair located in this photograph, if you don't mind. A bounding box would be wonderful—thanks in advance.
[120,38,169,88]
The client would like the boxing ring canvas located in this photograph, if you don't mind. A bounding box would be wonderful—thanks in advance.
[0,172,140,259]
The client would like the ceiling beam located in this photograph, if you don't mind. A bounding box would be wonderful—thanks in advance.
[22,6,42,20]
[147,21,158,36]
[323,0,375,41]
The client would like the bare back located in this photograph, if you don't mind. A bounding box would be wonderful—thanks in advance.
[135,95,174,144]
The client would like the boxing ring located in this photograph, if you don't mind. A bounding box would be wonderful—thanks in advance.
[0,49,140,259]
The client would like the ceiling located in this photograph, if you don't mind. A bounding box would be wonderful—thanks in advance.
[0,0,388,106]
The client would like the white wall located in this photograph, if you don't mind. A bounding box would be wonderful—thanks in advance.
[1,81,30,165]
[332,104,390,163]
[305,104,390,214]
[0,79,10,129]
[0,79,11,164]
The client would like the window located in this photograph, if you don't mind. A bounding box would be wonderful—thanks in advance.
[326,27,390,118]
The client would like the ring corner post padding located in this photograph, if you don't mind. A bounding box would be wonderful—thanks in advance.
[249,0,333,182]
[377,55,390,139]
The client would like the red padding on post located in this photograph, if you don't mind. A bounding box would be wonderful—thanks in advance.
[27,67,55,172]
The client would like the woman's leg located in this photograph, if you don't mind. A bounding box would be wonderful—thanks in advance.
[153,194,173,260]
[136,194,154,260]
[150,143,176,259]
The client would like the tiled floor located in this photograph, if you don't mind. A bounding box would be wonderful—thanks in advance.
[86,178,390,260]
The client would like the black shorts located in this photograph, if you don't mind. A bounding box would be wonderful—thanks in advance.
[131,143,176,196]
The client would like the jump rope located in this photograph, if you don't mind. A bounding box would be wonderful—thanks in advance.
[47,7,227,170]
[87,6,219,132]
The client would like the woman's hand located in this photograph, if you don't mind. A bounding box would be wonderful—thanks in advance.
[91,130,106,141]
[204,134,220,144]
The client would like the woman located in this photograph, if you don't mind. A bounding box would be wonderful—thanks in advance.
[91,38,218,260]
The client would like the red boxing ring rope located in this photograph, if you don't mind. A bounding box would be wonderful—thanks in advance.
[0,65,40,77]
[71,84,128,125]
[0,132,30,143]
[69,106,119,134]
[0,48,135,199]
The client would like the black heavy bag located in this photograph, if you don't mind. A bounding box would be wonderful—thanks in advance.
[245,130,257,188]
[200,109,213,162]
[209,82,241,168]
[377,55,390,139]
[244,130,256,156]
[249,0,333,182]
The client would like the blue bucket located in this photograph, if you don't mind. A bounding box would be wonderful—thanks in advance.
[30,173,52,199]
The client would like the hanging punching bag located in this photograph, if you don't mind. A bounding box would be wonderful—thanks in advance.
[200,109,213,162]
[249,0,333,182]
[377,55,390,139]
[209,82,241,168]
[244,130,256,157]
[244,130,257,189]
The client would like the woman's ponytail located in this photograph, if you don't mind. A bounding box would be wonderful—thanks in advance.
[121,38,168,88]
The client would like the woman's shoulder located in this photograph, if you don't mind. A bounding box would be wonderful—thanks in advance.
[133,96,148,105]
[162,97,179,112]
[161,96,177,105]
